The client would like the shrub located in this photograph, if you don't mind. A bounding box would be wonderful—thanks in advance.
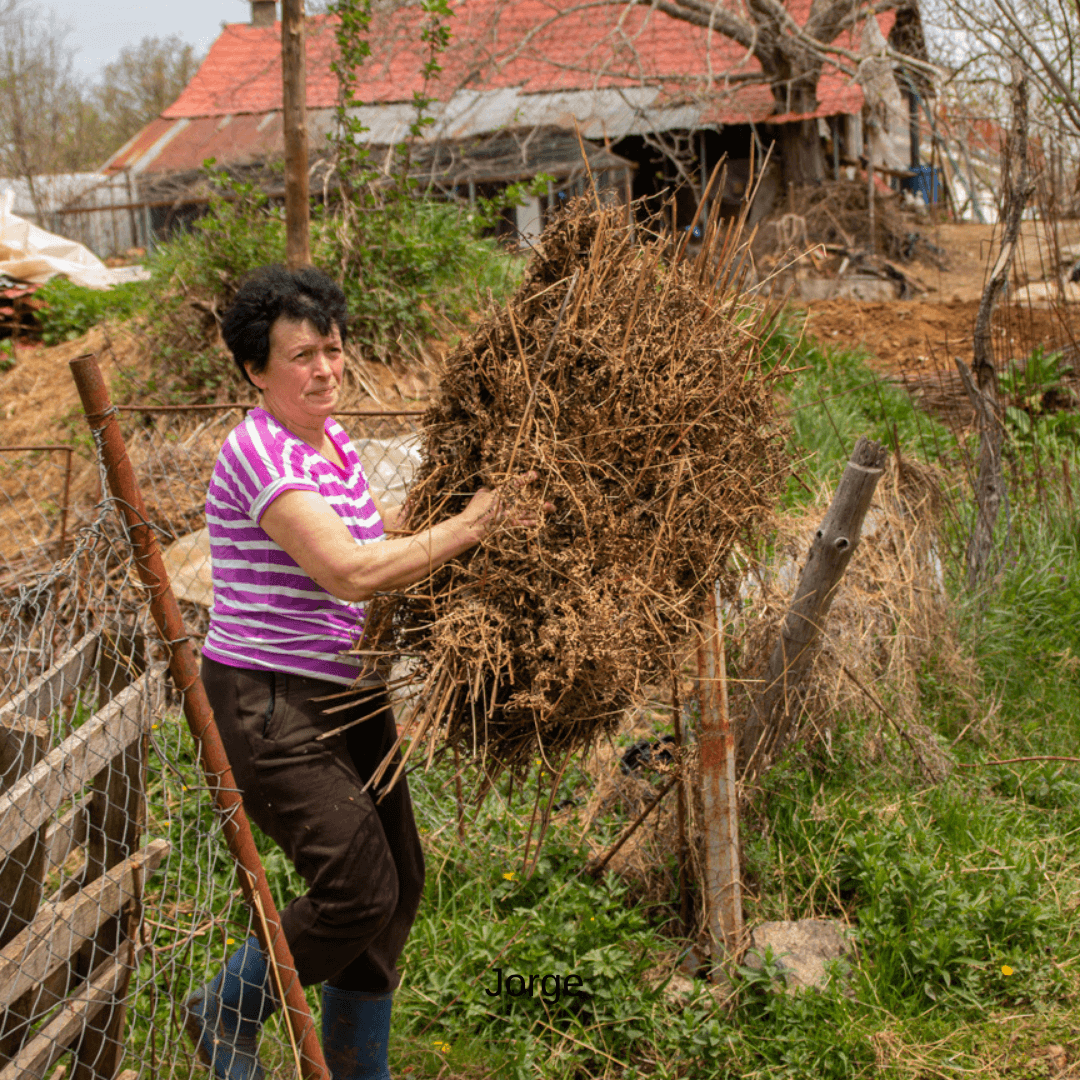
[35,276,147,345]
[140,167,524,401]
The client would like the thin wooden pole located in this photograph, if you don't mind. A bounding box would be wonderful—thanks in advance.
[696,594,742,961]
[670,669,691,937]
[282,0,311,268]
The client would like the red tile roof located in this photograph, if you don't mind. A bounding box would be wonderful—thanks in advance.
[164,1,891,124]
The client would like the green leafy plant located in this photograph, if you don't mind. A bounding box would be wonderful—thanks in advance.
[35,276,147,345]
[999,346,1080,452]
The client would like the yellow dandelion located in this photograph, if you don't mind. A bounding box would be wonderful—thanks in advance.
[226,938,235,945]
[1001,964,1014,976]
[502,872,515,881]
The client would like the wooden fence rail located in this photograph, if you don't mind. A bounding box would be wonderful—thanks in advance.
[0,630,167,1079]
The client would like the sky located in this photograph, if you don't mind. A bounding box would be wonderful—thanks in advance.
[46,0,253,79]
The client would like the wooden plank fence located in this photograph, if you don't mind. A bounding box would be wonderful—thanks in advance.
[0,631,167,1080]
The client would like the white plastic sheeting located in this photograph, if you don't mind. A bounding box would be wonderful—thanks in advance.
[0,189,149,288]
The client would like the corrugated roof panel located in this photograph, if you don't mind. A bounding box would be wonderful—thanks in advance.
[103,118,178,173]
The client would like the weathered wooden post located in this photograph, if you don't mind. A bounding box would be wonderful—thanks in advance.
[696,590,742,961]
[741,436,888,771]
[282,0,311,268]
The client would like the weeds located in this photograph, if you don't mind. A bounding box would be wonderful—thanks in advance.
[35,276,146,344]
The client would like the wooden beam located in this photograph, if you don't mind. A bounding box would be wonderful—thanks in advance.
[0,635,96,955]
[0,839,168,1010]
[0,671,155,861]
[282,0,310,267]
[0,633,99,731]
[42,797,92,877]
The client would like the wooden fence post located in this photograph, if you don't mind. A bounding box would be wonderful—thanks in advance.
[741,436,887,771]
[696,592,742,961]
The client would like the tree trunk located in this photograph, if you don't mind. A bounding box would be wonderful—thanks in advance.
[775,119,828,188]
[962,63,1032,589]
[741,436,888,773]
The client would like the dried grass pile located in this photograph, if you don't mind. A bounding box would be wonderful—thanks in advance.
[362,196,788,790]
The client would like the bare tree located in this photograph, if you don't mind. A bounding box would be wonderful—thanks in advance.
[0,0,86,218]
[92,36,203,155]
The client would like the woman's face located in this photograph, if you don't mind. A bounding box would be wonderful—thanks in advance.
[246,317,345,428]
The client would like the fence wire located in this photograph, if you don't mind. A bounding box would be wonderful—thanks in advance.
[0,404,422,1079]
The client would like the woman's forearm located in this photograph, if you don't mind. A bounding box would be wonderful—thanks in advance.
[259,486,506,604]
[334,515,481,600]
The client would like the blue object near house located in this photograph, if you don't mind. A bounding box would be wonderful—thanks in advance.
[908,165,939,204]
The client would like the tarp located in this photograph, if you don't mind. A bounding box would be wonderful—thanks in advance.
[0,189,149,289]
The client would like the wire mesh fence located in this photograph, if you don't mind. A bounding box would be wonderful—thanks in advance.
[0,446,75,583]
[0,396,423,1078]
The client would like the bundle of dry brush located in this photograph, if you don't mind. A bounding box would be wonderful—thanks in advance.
[359,196,788,793]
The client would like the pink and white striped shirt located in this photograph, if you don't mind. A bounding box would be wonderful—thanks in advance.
[202,407,385,684]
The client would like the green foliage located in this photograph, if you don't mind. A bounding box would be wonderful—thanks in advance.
[35,277,147,345]
[139,166,523,399]
[999,346,1080,452]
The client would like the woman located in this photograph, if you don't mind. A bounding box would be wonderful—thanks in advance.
[185,265,538,1080]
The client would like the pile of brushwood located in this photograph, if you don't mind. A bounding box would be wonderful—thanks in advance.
[360,197,788,794]
[755,179,948,267]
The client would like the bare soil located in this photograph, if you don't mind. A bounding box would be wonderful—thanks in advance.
[798,298,1078,375]
[793,220,1080,375]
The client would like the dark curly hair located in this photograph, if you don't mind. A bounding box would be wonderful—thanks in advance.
[221,265,349,387]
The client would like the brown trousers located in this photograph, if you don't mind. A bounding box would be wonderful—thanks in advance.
[201,656,425,992]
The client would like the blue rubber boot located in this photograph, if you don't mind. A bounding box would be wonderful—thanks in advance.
[321,984,393,1080]
[183,936,278,1080]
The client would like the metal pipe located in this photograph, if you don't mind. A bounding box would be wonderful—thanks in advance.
[695,591,742,962]
[68,352,329,1080]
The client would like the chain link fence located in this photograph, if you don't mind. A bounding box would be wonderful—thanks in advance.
[0,399,422,1078]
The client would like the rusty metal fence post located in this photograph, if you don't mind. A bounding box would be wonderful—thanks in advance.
[696,587,743,963]
[69,353,329,1080]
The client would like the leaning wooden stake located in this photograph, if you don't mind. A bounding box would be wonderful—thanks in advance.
[741,436,888,771]
[696,593,742,960]
[70,353,329,1080]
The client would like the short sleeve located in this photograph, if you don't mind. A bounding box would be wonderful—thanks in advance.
[229,411,321,525]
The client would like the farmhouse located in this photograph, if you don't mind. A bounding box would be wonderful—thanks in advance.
[104,0,924,240]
